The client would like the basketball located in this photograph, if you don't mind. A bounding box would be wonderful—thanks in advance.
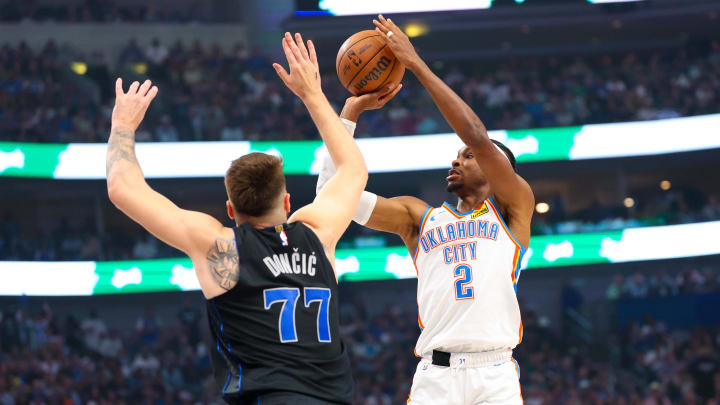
[336,30,405,96]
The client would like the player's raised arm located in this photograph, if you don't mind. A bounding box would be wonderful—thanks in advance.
[373,15,534,243]
[315,89,430,252]
[272,32,368,249]
[106,79,224,264]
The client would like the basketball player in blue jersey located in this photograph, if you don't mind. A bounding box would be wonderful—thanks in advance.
[316,16,535,405]
[105,33,391,404]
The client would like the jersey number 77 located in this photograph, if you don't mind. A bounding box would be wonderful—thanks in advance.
[263,287,332,343]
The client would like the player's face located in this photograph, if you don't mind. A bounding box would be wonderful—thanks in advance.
[447,146,486,193]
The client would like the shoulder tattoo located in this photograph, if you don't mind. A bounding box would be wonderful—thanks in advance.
[206,237,240,291]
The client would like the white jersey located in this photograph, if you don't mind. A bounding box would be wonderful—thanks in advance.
[413,197,526,356]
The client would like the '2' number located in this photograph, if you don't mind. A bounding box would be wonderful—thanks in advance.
[263,287,331,343]
[454,264,474,300]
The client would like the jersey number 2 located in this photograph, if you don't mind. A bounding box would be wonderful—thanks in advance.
[263,287,331,343]
[454,264,474,300]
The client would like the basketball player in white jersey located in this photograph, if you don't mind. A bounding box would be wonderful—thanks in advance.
[316,16,534,405]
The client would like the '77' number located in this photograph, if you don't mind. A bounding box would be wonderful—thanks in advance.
[263,287,331,343]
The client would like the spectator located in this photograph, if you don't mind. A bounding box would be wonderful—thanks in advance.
[81,309,108,352]
[155,114,179,142]
[135,306,161,345]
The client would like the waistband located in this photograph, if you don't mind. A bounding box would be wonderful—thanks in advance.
[425,348,513,368]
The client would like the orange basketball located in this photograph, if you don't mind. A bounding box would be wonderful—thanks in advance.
[336,30,405,96]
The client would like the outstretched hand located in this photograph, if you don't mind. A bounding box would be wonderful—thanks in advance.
[341,83,403,122]
[373,14,423,71]
[273,32,322,101]
[112,78,158,130]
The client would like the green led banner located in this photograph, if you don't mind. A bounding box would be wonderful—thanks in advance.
[1,221,718,296]
[1,114,718,179]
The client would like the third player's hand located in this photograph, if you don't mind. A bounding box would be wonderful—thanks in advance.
[373,15,423,71]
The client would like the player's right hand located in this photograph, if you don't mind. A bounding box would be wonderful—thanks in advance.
[273,32,322,101]
[373,15,422,71]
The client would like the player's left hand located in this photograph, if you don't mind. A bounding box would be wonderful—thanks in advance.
[273,32,322,101]
[340,83,403,122]
[373,14,422,71]
[349,83,403,111]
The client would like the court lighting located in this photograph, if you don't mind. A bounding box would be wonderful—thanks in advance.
[404,22,429,38]
[535,202,550,214]
[70,62,87,75]
[624,197,635,208]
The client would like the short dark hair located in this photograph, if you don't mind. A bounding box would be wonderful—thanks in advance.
[491,140,517,172]
[225,152,285,217]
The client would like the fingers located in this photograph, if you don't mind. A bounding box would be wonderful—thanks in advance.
[144,86,159,103]
[377,83,397,98]
[128,81,140,95]
[281,36,297,67]
[138,79,152,97]
[373,19,390,35]
[115,78,123,97]
[284,32,303,64]
[307,39,318,66]
[294,33,309,61]
[385,16,401,33]
[379,83,402,104]
[272,63,290,86]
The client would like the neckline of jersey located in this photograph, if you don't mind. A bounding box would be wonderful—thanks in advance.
[442,201,486,217]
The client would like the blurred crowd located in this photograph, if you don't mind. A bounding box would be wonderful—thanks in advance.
[607,266,720,300]
[532,190,720,235]
[0,0,204,23]
[2,270,720,404]
[0,301,219,404]
[1,38,719,143]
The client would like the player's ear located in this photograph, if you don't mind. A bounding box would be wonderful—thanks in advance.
[284,193,291,214]
[226,200,235,220]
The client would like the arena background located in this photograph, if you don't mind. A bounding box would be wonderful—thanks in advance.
[1,0,720,403]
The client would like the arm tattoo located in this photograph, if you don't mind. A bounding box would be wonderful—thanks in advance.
[207,237,240,291]
[106,127,139,176]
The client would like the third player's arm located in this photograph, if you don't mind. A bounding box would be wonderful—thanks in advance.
[374,16,534,246]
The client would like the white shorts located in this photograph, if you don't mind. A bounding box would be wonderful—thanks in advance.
[407,350,523,405]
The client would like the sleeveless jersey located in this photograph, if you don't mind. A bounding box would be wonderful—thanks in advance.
[413,197,526,356]
[206,222,353,404]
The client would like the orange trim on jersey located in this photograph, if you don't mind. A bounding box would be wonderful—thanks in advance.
[510,244,521,285]
[518,321,524,345]
[442,202,464,219]
[418,314,425,330]
[486,198,523,251]
[442,201,486,219]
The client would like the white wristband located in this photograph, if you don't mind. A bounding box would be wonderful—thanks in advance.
[316,118,358,194]
[352,191,378,225]
[340,118,357,135]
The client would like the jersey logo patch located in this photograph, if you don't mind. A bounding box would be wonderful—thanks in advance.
[274,224,289,246]
[470,203,489,219]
